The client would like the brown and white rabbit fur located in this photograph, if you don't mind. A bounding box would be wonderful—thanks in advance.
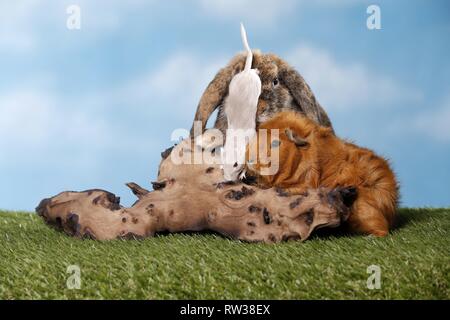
[190,50,333,138]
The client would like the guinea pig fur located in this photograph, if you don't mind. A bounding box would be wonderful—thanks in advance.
[246,111,399,237]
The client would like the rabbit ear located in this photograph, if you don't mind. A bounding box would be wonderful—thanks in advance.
[274,57,333,129]
[190,55,245,138]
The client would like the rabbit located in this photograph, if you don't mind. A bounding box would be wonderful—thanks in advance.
[189,40,333,141]
[220,23,262,181]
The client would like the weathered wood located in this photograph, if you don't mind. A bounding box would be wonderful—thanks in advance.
[36,139,352,242]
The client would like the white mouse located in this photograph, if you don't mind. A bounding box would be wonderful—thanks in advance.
[222,23,262,181]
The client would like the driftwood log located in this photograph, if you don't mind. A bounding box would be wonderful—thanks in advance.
[36,139,354,243]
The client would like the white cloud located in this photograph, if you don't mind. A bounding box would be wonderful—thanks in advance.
[0,91,54,145]
[119,52,227,120]
[0,1,40,51]
[0,0,152,52]
[286,44,422,111]
[0,51,226,168]
[411,96,450,143]
[0,50,225,162]
[0,0,368,52]
[0,89,111,165]
[67,0,152,31]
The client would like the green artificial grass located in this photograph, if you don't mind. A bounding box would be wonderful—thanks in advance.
[0,208,448,299]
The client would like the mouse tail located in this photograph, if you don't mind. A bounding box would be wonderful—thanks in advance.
[240,23,253,72]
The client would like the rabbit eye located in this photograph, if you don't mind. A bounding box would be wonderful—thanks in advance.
[272,77,279,86]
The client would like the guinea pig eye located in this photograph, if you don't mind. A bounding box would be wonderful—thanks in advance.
[271,140,281,148]
[233,162,238,168]
[272,77,279,86]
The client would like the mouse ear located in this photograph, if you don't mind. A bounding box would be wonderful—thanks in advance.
[285,128,309,147]
[190,54,246,138]
[271,55,333,130]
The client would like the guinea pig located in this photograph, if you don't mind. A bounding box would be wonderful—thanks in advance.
[189,45,333,139]
[245,111,399,237]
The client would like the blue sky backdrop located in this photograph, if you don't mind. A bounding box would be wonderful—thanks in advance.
[0,0,449,210]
